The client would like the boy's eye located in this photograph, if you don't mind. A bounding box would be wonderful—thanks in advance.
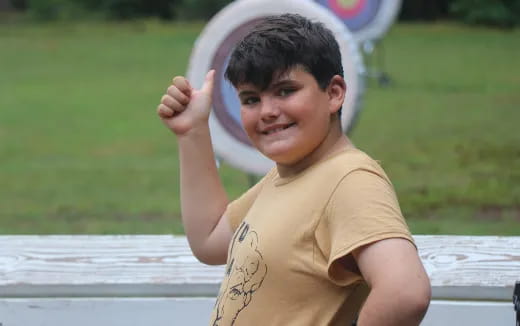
[241,97,260,105]
[278,88,295,97]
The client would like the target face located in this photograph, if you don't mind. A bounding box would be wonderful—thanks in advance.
[187,0,365,175]
[315,0,401,41]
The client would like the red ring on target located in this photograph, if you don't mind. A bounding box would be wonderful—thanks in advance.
[328,0,366,18]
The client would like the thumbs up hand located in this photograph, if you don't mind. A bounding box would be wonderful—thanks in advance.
[157,70,215,136]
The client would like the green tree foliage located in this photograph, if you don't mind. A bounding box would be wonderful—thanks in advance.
[26,0,85,20]
[176,0,232,20]
[8,0,27,10]
[450,0,520,27]
[16,0,231,21]
[101,0,177,20]
[399,0,520,27]
[12,0,520,26]
[399,0,451,21]
[23,0,178,21]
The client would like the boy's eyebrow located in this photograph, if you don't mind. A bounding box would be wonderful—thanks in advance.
[237,90,258,98]
[237,78,298,98]
[268,78,297,89]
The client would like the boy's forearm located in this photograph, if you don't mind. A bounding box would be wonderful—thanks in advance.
[177,126,229,253]
[357,287,429,326]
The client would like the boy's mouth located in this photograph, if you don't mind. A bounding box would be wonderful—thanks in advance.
[261,123,296,135]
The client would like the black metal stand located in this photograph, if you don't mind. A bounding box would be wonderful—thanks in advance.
[361,38,391,87]
[514,282,519,326]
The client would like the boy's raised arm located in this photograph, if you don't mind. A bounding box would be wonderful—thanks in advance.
[157,70,233,265]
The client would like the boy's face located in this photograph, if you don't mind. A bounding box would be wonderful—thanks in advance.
[237,67,343,166]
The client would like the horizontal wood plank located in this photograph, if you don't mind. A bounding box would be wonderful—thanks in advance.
[0,298,514,326]
[0,235,223,297]
[0,297,215,326]
[417,235,519,300]
[0,235,518,300]
[422,300,514,326]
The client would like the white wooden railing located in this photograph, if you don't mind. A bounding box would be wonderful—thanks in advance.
[0,235,518,325]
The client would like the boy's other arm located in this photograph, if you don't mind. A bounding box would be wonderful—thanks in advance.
[157,70,233,265]
[353,238,431,326]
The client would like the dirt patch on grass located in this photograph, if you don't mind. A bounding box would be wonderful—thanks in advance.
[476,205,520,221]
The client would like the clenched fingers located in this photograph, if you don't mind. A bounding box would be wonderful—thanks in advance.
[167,85,190,106]
[161,94,182,109]
[157,103,175,119]
[172,76,192,97]
[157,76,192,120]
[157,94,185,118]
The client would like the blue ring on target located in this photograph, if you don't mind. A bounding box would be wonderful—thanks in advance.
[210,19,263,147]
[315,0,382,32]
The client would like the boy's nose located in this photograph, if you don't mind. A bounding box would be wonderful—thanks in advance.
[259,100,280,121]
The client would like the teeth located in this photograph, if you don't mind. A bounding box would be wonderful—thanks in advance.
[262,123,295,135]
[266,126,287,134]
[271,128,284,133]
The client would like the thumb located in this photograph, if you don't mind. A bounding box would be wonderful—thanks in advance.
[200,69,215,96]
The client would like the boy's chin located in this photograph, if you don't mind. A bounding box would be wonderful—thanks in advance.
[264,152,302,167]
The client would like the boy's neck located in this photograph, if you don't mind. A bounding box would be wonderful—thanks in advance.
[276,127,352,178]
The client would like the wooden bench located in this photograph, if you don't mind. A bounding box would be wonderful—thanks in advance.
[0,235,518,325]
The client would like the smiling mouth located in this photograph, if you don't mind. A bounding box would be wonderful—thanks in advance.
[262,123,296,135]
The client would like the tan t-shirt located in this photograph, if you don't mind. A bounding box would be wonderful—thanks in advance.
[209,147,414,326]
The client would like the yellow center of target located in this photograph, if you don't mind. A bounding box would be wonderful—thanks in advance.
[338,0,358,9]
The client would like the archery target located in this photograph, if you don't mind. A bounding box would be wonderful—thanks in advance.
[187,0,365,175]
[314,0,402,42]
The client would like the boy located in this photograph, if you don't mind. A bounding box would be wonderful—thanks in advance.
[157,14,431,326]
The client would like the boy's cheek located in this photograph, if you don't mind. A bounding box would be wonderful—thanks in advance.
[240,112,258,132]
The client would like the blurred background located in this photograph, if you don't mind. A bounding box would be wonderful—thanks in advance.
[0,0,519,235]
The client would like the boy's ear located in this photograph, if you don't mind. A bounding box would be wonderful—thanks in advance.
[327,75,346,114]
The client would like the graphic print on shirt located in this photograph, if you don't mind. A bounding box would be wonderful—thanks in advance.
[211,221,268,326]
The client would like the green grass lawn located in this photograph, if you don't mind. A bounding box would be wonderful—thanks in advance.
[0,20,519,235]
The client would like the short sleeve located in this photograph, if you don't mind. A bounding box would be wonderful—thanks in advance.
[325,169,414,286]
[225,168,276,231]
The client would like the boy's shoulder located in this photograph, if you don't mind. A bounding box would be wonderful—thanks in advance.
[308,146,394,192]
[323,146,384,175]
[271,146,386,186]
